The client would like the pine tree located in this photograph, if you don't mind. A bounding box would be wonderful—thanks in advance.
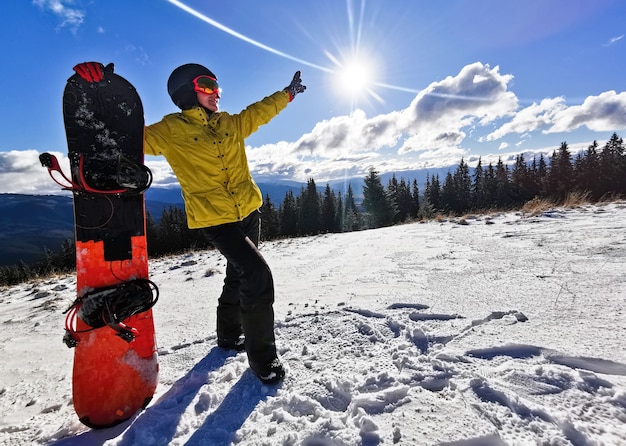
[279,190,298,237]
[431,175,441,211]
[343,184,361,231]
[298,178,320,235]
[599,133,625,196]
[484,163,497,207]
[387,174,400,223]
[494,158,512,207]
[157,205,203,254]
[335,192,344,232]
[321,184,337,233]
[573,141,599,199]
[261,194,280,240]
[410,179,420,219]
[526,157,540,199]
[548,142,574,201]
[612,133,626,194]
[396,178,413,222]
[534,154,549,197]
[510,154,535,204]
[58,238,75,270]
[362,168,395,228]
[424,174,441,212]
[472,157,487,210]
[440,171,455,214]
[453,158,472,214]
[146,211,161,256]
[387,174,413,223]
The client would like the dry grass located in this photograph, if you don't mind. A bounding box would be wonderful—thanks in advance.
[520,197,557,216]
[415,192,621,225]
[562,191,592,207]
[521,191,591,216]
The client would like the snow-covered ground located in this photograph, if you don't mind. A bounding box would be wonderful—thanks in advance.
[1,201,626,445]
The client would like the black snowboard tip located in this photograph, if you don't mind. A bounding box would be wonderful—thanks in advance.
[78,396,153,429]
[79,415,128,430]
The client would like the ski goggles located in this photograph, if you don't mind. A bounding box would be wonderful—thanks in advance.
[192,75,221,96]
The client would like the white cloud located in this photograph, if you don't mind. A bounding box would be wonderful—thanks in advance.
[264,62,518,167]
[289,109,402,158]
[483,91,626,139]
[395,63,518,154]
[0,152,180,195]
[482,97,566,141]
[402,63,517,126]
[32,0,85,32]
[145,159,179,188]
[546,90,626,133]
[123,42,151,65]
[247,137,381,183]
[0,150,70,194]
[604,34,624,46]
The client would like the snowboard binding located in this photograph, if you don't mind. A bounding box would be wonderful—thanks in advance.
[63,278,159,347]
[39,152,153,195]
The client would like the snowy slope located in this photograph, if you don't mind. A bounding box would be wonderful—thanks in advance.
[1,202,625,445]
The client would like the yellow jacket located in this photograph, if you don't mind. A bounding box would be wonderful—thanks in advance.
[145,90,290,229]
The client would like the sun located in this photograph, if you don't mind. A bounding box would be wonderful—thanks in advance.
[336,57,373,96]
[327,50,384,105]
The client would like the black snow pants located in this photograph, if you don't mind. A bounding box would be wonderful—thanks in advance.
[201,210,277,366]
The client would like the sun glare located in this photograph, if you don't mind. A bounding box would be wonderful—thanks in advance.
[337,58,372,95]
[331,52,384,106]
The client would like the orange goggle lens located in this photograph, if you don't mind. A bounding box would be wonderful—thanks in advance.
[193,75,221,95]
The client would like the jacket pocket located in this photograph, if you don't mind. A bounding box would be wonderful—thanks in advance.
[185,189,236,226]
[235,181,263,209]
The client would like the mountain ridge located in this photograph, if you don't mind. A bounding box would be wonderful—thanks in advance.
[0,167,454,266]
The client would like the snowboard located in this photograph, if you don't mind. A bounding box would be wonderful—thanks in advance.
[40,63,158,428]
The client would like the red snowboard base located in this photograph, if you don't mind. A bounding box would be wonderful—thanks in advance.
[70,237,158,428]
[72,311,158,428]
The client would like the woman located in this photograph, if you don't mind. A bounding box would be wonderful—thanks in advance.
[144,63,305,384]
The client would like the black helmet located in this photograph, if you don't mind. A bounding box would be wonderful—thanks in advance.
[167,63,217,110]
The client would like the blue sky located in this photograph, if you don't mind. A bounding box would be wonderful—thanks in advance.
[1,0,625,193]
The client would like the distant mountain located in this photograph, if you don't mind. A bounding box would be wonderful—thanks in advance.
[0,185,317,266]
[0,167,456,266]
[145,182,308,208]
[0,194,75,267]
[0,194,184,267]
[144,187,184,204]
[326,166,458,199]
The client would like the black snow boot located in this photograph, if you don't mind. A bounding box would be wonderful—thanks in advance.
[217,336,246,352]
[250,358,285,384]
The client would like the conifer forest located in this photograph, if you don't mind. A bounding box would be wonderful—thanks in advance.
[1,133,624,286]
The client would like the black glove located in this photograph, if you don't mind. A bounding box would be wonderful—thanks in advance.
[73,62,114,82]
[284,71,306,101]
